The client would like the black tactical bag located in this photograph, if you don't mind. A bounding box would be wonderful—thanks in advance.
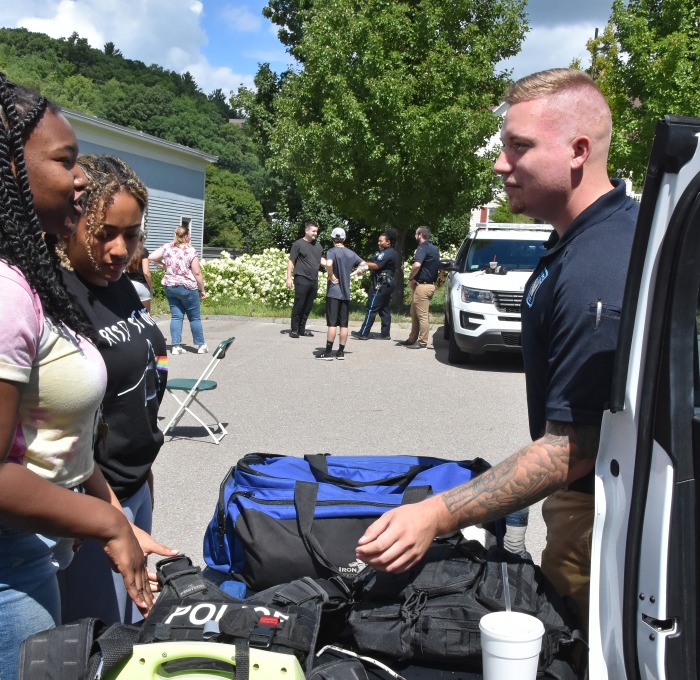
[347,536,584,680]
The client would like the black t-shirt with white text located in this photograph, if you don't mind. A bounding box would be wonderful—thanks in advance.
[62,270,168,501]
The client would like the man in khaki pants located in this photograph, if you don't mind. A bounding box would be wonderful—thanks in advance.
[402,226,439,349]
[357,68,640,634]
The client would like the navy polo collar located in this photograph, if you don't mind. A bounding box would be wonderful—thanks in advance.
[543,179,629,257]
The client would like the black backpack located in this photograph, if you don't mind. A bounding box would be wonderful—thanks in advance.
[346,536,584,680]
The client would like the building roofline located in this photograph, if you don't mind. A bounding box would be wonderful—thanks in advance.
[63,109,218,163]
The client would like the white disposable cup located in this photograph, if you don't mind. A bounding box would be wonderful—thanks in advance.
[479,611,545,680]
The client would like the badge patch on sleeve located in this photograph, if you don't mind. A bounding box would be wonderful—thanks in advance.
[526,268,548,308]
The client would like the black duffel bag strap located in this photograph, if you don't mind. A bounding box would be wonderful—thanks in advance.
[294,481,343,577]
[304,454,431,488]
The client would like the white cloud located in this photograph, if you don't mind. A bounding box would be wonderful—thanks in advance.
[0,0,255,94]
[185,57,255,93]
[220,4,261,33]
[3,0,206,68]
[500,23,596,80]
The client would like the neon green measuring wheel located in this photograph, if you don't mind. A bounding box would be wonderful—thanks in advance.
[106,642,306,679]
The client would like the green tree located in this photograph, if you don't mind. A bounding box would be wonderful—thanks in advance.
[489,197,534,224]
[104,42,123,58]
[43,74,97,112]
[269,0,527,248]
[0,26,322,253]
[263,0,313,61]
[233,64,290,160]
[204,166,267,250]
[208,88,236,119]
[94,81,177,129]
[590,0,700,186]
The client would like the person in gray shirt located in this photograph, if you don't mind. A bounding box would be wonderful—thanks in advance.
[317,228,367,360]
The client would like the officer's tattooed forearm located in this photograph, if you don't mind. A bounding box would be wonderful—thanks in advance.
[441,421,600,525]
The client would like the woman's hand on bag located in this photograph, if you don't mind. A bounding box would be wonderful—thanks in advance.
[356,499,444,573]
[131,522,179,561]
[100,515,156,615]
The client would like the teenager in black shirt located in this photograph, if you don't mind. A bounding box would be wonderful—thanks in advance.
[57,155,176,625]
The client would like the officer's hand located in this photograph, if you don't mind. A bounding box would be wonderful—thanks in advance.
[356,499,443,573]
[285,277,293,289]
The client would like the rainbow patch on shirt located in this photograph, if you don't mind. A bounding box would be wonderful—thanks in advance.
[156,356,169,371]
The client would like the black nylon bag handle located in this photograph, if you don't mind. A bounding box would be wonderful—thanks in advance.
[304,454,431,488]
[294,481,341,576]
[293,481,433,580]
[401,485,432,504]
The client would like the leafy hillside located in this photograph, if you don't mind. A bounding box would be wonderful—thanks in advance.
[0,27,270,250]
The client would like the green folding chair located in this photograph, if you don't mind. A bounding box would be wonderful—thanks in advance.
[163,337,235,444]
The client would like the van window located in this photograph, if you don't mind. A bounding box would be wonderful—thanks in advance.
[464,238,548,272]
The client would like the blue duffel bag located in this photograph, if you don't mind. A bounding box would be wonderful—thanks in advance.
[203,452,492,591]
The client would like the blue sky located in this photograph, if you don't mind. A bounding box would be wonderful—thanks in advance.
[0,0,614,96]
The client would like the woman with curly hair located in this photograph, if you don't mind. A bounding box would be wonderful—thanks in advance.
[58,154,176,625]
[0,75,154,678]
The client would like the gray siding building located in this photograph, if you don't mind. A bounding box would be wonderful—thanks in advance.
[64,110,217,255]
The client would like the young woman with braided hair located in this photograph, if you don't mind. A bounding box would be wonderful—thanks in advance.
[58,154,176,625]
[0,75,154,679]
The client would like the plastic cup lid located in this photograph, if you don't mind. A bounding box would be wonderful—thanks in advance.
[479,611,545,642]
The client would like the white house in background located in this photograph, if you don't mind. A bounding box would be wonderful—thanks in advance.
[64,110,217,255]
[469,101,509,228]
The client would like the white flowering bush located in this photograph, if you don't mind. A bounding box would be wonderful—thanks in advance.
[153,245,459,309]
[201,248,368,307]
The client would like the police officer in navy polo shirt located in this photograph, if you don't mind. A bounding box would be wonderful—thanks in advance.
[401,226,440,349]
[353,228,399,340]
[356,68,639,634]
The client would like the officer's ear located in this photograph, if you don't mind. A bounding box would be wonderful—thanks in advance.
[571,135,592,170]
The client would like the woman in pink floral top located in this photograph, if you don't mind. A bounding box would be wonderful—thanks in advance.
[149,225,208,354]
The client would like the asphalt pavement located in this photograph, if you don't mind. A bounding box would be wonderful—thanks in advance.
[150,314,546,570]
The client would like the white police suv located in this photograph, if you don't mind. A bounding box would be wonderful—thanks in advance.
[441,223,552,363]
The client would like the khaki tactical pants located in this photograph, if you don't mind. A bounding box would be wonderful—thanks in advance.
[408,283,435,347]
[540,489,594,634]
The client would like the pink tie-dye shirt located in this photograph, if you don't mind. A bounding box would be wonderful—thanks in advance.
[0,261,107,487]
